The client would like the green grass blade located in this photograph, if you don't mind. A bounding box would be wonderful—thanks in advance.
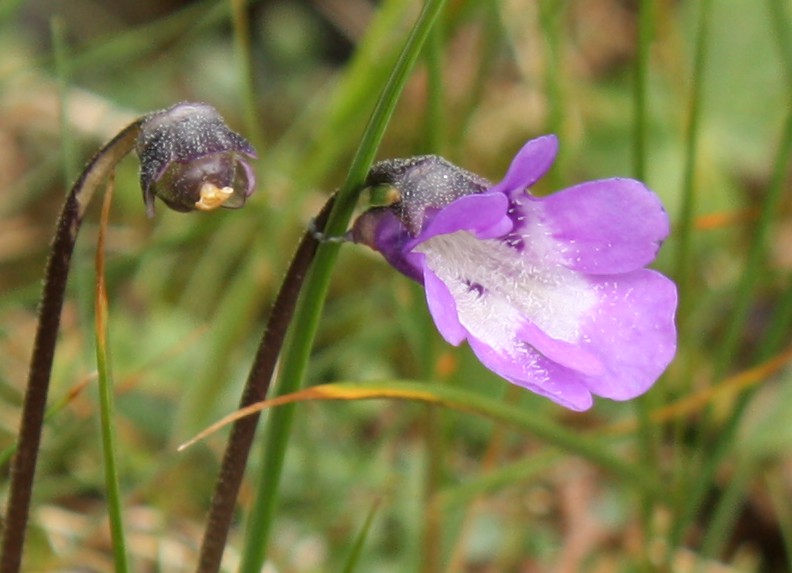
[0,378,92,470]
[94,182,130,573]
[712,138,789,376]
[238,2,449,571]
[700,459,752,559]
[340,499,382,573]
[229,0,265,152]
[630,2,662,565]
[422,15,445,154]
[672,0,792,541]
[269,0,414,190]
[666,0,712,547]
[538,0,565,189]
[758,0,792,359]
[435,450,560,511]
[50,17,77,190]
[673,0,711,323]
[65,0,224,74]
[633,0,653,182]
[768,0,792,88]
[673,105,792,548]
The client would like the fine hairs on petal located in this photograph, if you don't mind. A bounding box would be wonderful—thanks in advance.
[416,230,597,349]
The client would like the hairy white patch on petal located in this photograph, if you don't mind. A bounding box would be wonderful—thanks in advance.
[415,223,597,355]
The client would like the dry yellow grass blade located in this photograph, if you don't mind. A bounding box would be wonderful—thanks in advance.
[178,384,441,451]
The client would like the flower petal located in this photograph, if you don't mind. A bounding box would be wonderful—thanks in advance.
[416,231,598,348]
[353,208,424,282]
[516,322,604,376]
[423,267,467,345]
[575,269,677,400]
[540,178,670,274]
[489,135,558,198]
[417,233,675,409]
[466,336,595,411]
[416,192,513,243]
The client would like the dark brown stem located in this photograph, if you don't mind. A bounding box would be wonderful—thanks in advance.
[0,122,141,573]
[195,194,336,573]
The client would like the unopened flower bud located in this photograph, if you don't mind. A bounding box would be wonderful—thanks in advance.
[137,102,257,217]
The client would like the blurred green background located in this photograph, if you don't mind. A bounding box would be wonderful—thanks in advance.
[2,0,792,571]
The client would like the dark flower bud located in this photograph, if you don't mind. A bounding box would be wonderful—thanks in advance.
[137,102,257,217]
[363,155,490,235]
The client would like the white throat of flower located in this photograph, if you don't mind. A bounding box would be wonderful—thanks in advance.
[415,225,597,354]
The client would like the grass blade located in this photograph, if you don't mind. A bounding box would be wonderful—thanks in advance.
[341,498,382,573]
[238,3,449,570]
[183,381,662,497]
[94,176,130,573]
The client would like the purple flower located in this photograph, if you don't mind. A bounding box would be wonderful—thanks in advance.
[352,135,677,411]
[137,102,257,217]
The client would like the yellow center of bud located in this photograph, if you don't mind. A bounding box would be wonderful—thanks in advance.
[195,182,234,211]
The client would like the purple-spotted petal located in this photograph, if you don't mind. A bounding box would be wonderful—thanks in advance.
[414,225,675,409]
[539,178,670,274]
[489,135,558,198]
[415,230,598,351]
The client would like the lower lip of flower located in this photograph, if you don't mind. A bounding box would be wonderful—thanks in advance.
[416,229,597,347]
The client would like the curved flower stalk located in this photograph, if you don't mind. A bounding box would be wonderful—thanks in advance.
[0,103,255,573]
[195,194,336,573]
[352,135,677,411]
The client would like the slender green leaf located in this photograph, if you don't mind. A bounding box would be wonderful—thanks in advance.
[94,180,130,573]
[341,499,382,573]
[238,2,449,571]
